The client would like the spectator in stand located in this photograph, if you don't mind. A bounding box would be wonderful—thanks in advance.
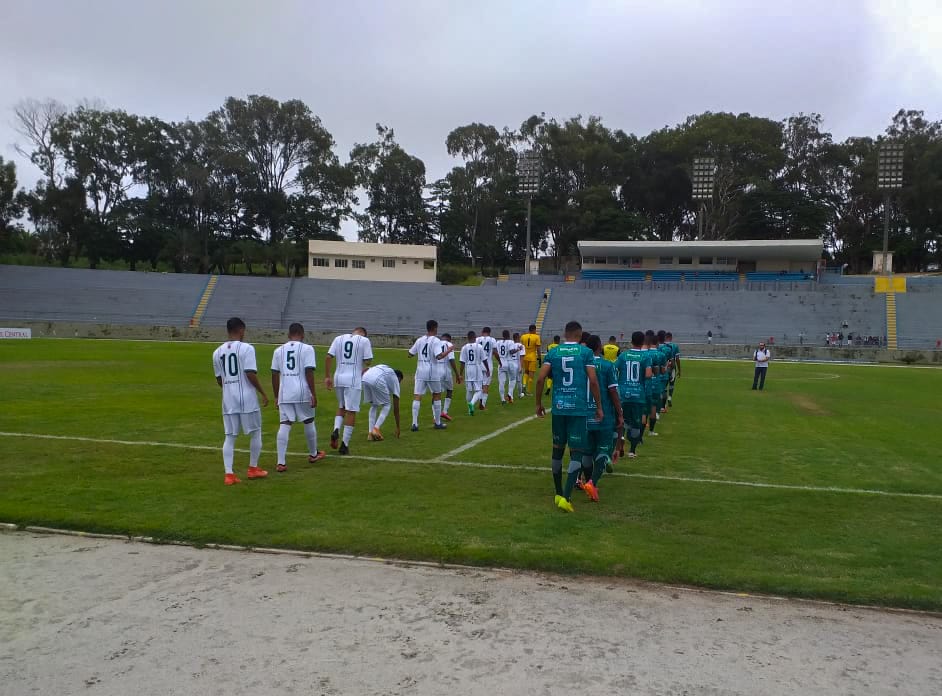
[768,336,775,346]
[707,330,713,345]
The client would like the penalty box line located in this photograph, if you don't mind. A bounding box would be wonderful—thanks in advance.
[1,431,941,502]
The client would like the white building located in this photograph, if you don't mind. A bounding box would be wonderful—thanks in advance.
[308,240,438,283]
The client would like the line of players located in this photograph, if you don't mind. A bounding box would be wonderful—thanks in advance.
[534,323,681,512]
[211,318,550,485]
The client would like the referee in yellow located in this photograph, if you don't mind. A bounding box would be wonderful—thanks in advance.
[520,324,542,396]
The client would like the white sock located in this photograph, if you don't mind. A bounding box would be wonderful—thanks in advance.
[470,390,482,406]
[375,403,391,429]
[342,425,354,446]
[368,405,378,432]
[498,379,505,401]
[482,393,488,407]
[412,400,420,426]
[432,400,442,425]
[333,415,343,433]
[303,421,318,455]
[444,397,452,414]
[276,423,291,465]
[249,429,262,467]
[222,435,236,474]
[508,378,516,397]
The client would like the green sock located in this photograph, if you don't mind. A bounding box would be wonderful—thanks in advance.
[592,457,607,486]
[564,469,580,500]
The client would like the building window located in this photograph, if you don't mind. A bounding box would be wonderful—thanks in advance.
[334,258,348,268]
[678,257,693,265]
[401,259,408,265]
[414,260,419,264]
[606,256,620,265]
[352,259,365,269]
[699,257,712,265]
[424,260,435,270]
[382,259,396,268]
[659,256,674,265]
[715,256,732,265]
[312,257,329,267]
[630,257,642,268]
[595,257,607,265]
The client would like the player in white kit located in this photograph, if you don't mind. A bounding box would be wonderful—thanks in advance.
[475,327,497,410]
[212,317,270,485]
[362,364,405,441]
[407,319,454,431]
[460,331,491,416]
[494,329,518,404]
[270,323,326,473]
[325,327,373,455]
[438,333,461,422]
[512,332,526,399]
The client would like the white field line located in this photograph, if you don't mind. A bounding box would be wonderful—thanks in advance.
[2,431,941,502]
[439,413,540,459]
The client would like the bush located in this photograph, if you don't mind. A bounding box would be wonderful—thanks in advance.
[438,264,478,285]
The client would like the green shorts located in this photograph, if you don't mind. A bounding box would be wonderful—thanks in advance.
[551,414,587,455]
[586,427,614,461]
[621,401,646,429]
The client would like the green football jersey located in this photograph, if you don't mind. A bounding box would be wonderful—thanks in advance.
[547,342,596,416]
[588,357,618,431]
[616,348,648,403]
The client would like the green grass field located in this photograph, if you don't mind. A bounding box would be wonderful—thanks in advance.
[1,338,941,610]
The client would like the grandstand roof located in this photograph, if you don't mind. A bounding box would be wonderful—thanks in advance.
[577,239,823,260]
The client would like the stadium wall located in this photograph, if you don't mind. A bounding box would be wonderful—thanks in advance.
[11,321,942,364]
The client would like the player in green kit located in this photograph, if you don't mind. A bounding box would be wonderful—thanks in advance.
[657,330,673,414]
[617,330,653,459]
[645,330,662,436]
[535,321,603,513]
[665,331,681,408]
[578,335,623,502]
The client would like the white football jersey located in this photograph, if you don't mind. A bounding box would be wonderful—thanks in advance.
[363,364,401,399]
[460,342,487,381]
[328,333,373,388]
[212,340,260,415]
[515,342,526,367]
[271,341,316,404]
[495,339,517,369]
[438,339,455,374]
[475,335,496,367]
[409,335,445,380]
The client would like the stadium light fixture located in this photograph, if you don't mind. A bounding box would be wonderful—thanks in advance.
[691,157,715,238]
[877,142,905,274]
[517,150,541,275]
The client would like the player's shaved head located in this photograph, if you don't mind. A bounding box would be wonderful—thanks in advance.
[580,331,590,345]
[529,324,537,332]
[426,319,438,334]
[441,333,452,341]
[226,317,245,338]
[586,334,602,354]
[657,330,667,342]
[482,326,491,335]
[609,336,617,342]
[394,369,404,383]
[553,335,560,343]
[502,329,510,339]
[288,322,304,338]
[631,331,645,347]
[353,326,368,336]
[512,332,520,341]
[564,321,582,340]
[467,330,476,341]
[666,332,673,339]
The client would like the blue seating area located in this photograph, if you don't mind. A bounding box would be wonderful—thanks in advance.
[680,271,740,282]
[649,271,683,281]
[746,272,812,282]
[581,269,647,281]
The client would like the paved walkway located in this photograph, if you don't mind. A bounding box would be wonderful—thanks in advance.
[1,531,940,695]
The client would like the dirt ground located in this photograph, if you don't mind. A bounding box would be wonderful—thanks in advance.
[1,531,940,696]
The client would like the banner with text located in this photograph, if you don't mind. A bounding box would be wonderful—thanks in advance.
[0,328,32,339]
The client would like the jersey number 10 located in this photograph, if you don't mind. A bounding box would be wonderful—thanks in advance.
[221,353,238,377]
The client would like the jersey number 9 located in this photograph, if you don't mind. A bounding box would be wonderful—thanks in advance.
[343,341,353,360]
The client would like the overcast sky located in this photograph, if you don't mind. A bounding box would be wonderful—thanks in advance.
[2,0,940,239]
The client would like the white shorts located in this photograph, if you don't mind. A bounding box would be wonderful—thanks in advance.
[414,377,443,396]
[465,380,481,396]
[223,410,261,436]
[279,402,314,423]
[362,379,391,406]
[481,367,493,386]
[334,386,362,412]
[442,370,454,392]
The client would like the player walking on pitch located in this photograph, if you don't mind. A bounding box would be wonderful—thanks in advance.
[494,329,517,404]
[408,319,455,431]
[475,327,497,410]
[212,317,270,485]
[460,331,491,415]
[271,323,326,473]
[438,333,461,421]
[325,327,373,455]
[616,331,653,460]
[362,364,404,440]
[580,335,623,502]
[535,321,603,513]
[520,324,542,395]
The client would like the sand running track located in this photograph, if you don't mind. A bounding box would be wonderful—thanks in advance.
[1,531,940,696]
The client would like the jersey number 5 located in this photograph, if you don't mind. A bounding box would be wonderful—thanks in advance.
[561,356,574,386]
[286,351,296,371]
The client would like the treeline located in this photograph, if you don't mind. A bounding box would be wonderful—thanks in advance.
[1,95,940,275]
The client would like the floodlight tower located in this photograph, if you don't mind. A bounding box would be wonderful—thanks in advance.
[691,157,716,238]
[877,142,905,275]
[517,150,541,275]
